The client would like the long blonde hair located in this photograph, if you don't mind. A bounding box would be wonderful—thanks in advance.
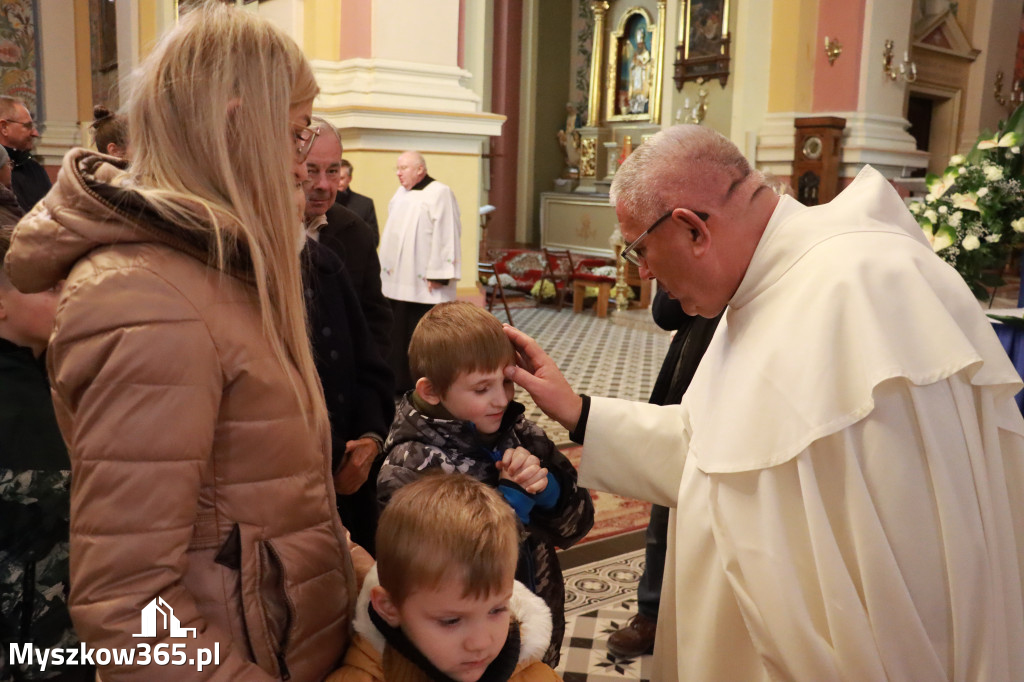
[124,2,326,431]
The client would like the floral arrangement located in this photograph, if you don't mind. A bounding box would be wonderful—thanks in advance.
[912,103,1024,299]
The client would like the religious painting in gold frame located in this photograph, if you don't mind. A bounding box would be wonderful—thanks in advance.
[674,0,731,88]
[605,7,664,123]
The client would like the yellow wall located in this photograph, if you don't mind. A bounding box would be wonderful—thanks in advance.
[304,0,342,60]
[339,150,483,295]
[766,0,819,112]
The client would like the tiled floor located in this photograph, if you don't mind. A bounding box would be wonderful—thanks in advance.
[556,550,652,681]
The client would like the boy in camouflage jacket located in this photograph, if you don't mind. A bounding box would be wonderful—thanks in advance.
[378,302,594,667]
[1,226,88,681]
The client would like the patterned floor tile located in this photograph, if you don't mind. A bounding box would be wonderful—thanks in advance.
[556,550,652,681]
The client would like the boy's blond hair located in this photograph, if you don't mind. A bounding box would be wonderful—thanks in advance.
[375,473,520,606]
[408,301,516,395]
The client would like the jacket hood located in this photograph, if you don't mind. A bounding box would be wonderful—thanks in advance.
[4,148,255,294]
[353,566,553,665]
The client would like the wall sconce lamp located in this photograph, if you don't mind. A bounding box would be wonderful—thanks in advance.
[994,71,1023,113]
[824,37,842,66]
[882,40,917,83]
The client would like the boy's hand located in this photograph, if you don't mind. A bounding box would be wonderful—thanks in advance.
[497,446,548,494]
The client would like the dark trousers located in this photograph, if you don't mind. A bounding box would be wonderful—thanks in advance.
[637,503,669,619]
[386,298,434,395]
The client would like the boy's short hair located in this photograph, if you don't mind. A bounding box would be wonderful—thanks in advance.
[376,473,520,607]
[409,301,516,395]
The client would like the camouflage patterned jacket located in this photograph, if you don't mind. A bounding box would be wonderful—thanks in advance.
[378,395,595,666]
[0,339,81,681]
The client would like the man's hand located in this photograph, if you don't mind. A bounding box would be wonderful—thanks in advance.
[502,325,583,432]
[427,280,443,292]
[496,446,548,494]
[333,437,379,495]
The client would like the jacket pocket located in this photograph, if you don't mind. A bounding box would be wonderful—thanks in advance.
[224,523,295,679]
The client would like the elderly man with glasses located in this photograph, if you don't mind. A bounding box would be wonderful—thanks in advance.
[505,124,1024,680]
[0,96,50,212]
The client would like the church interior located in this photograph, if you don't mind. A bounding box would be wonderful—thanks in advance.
[5,0,1024,679]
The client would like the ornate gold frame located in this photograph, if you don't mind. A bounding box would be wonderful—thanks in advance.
[675,0,731,88]
[587,1,666,127]
[604,6,664,123]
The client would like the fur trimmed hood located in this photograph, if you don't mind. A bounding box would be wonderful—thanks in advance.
[354,566,553,665]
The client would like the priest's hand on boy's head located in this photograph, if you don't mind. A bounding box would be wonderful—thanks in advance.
[496,446,548,494]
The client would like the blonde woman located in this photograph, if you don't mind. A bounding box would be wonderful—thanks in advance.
[4,4,356,680]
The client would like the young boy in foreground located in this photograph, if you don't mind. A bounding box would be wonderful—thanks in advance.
[328,474,562,681]
[377,301,594,665]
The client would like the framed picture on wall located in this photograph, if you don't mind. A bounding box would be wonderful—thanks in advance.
[674,0,731,88]
[605,7,661,122]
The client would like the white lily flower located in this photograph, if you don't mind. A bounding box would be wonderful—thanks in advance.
[924,209,938,222]
[977,187,989,197]
[1013,217,1024,233]
[962,235,981,251]
[938,205,948,214]
[949,154,966,166]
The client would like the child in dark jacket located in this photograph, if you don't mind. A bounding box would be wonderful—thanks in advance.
[377,302,594,666]
[0,226,91,681]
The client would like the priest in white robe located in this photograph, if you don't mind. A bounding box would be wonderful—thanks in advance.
[504,125,1024,681]
[379,151,461,392]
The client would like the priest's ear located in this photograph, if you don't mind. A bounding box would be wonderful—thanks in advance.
[414,377,443,405]
[681,209,711,257]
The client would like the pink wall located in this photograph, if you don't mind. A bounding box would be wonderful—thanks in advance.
[813,0,865,112]
[458,0,465,69]
[339,0,372,60]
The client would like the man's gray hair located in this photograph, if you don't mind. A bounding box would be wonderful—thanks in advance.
[0,95,25,121]
[311,116,342,154]
[611,125,761,225]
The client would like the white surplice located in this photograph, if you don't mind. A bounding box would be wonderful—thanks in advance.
[379,179,461,304]
[580,167,1024,681]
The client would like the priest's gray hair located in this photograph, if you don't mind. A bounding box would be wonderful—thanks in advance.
[611,124,762,226]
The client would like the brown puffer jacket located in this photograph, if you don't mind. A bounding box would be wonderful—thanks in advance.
[4,149,357,681]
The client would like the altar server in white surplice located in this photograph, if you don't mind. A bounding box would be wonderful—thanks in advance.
[503,125,1024,682]
[379,150,461,393]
